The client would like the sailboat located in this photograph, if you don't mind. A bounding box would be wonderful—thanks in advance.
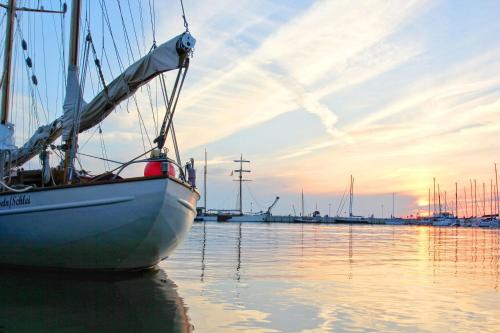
[293,189,322,223]
[0,1,199,271]
[334,175,367,223]
[216,154,279,222]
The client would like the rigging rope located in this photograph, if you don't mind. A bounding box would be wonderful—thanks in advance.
[14,16,46,125]
[179,0,189,32]
[115,0,134,64]
[126,0,142,56]
[0,179,33,193]
[94,0,152,155]
[148,0,156,46]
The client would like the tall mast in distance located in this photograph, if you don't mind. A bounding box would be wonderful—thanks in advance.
[438,184,441,215]
[474,179,477,218]
[495,163,499,217]
[482,182,486,216]
[433,177,436,216]
[233,154,250,215]
[470,180,473,217]
[392,192,395,218]
[349,175,354,217]
[464,186,468,218]
[301,189,304,217]
[1,0,16,124]
[428,188,431,218]
[203,149,207,214]
[455,182,458,218]
[490,179,493,216]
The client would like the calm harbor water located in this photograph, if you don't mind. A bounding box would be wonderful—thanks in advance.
[1,223,500,332]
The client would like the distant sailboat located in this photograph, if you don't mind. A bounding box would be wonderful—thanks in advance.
[294,189,322,223]
[216,154,279,222]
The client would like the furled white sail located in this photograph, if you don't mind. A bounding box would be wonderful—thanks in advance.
[62,64,87,141]
[5,32,195,169]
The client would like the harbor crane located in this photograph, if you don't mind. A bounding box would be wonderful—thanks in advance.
[266,196,280,216]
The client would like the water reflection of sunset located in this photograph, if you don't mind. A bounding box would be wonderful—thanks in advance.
[164,223,500,332]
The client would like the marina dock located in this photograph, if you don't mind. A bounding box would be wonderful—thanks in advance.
[265,215,391,224]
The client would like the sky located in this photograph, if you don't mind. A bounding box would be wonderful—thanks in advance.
[3,0,500,217]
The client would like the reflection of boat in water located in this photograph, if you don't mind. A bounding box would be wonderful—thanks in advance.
[0,268,192,332]
[385,218,405,225]
[432,212,458,227]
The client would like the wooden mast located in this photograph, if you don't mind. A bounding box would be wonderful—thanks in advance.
[63,0,82,182]
[1,0,16,124]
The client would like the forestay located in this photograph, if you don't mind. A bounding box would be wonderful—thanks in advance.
[4,32,195,169]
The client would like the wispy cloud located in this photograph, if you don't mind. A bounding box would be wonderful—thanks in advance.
[171,0,431,149]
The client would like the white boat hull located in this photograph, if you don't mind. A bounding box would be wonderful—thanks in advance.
[432,218,458,227]
[194,215,217,222]
[227,213,267,222]
[0,177,199,270]
[385,219,405,225]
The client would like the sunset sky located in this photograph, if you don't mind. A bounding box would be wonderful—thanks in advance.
[171,0,500,217]
[7,0,500,217]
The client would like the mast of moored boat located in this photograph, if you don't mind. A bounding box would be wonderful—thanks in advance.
[0,0,16,181]
[490,179,493,216]
[0,0,16,125]
[455,182,458,218]
[433,177,436,216]
[469,181,472,217]
[392,192,395,218]
[495,163,499,217]
[63,0,82,183]
[203,148,207,214]
[301,189,304,217]
[349,175,354,217]
[438,184,441,215]
[482,182,486,217]
[428,188,431,218]
[474,179,477,218]
[444,190,447,213]
[464,186,468,218]
[233,154,250,215]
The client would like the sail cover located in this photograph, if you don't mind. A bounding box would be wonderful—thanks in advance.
[5,33,194,169]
